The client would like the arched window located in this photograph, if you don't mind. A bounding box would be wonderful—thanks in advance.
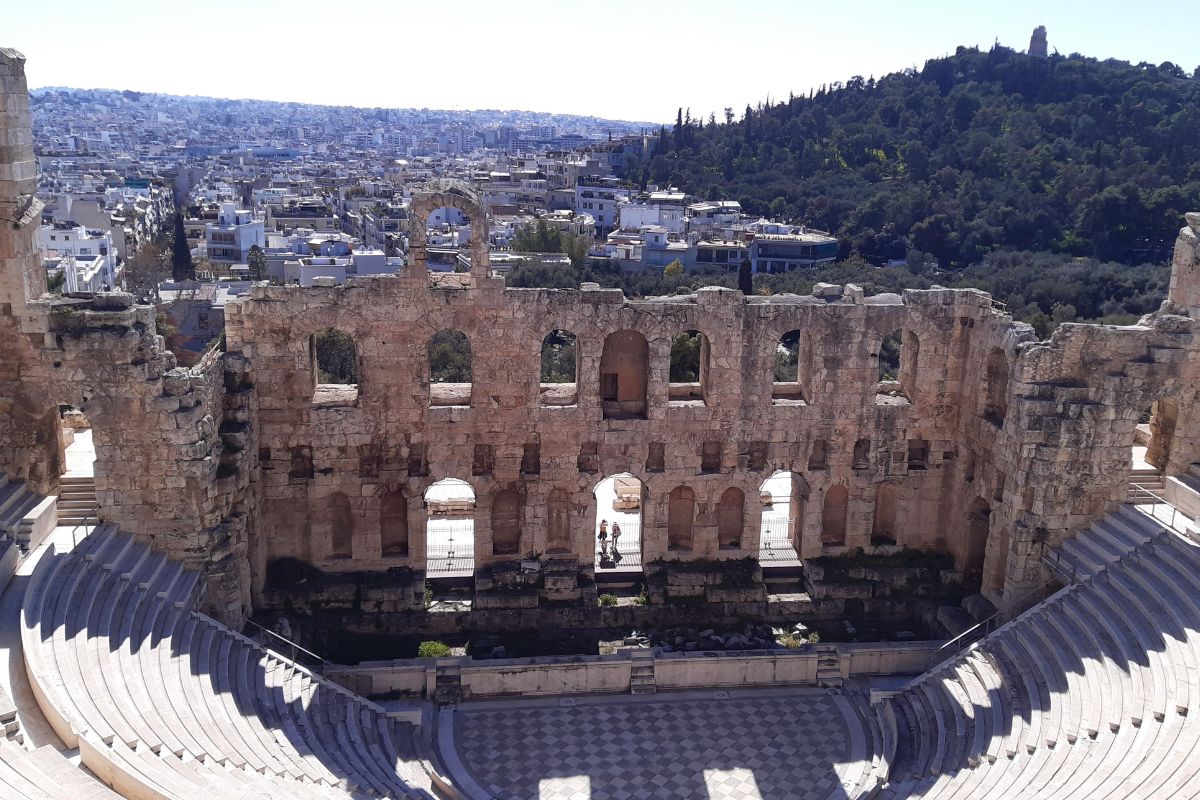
[983,347,1009,426]
[871,483,898,545]
[546,488,571,553]
[380,489,408,557]
[876,329,909,404]
[540,329,578,406]
[821,485,848,546]
[491,489,522,556]
[772,330,813,404]
[600,330,649,419]
[312,328,358,405]
[717,487,744,549]
[329,491,353,559]
[429,329,472,406]
[667,486,695,550]
[668,330,708,404]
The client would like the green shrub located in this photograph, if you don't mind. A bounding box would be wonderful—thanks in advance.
[417,640,452,658]
[598,593,618,607]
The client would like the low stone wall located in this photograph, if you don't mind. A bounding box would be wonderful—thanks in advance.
[328,640,945,701]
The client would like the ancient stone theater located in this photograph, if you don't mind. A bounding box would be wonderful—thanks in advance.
[4,45,1200,799]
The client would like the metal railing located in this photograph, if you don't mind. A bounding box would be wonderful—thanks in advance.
[1041,546,1078,585]
[69,504,102,548]
[1128,481,1190,535]
[426,519,476,577]
[758,511,800,563]
[927,578,1061,671]
[244,617,329,675]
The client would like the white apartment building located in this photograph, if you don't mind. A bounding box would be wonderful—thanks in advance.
[38,221,120,292]
[206,202,265,264]
[574,178,628,237]
[619,202,686,235]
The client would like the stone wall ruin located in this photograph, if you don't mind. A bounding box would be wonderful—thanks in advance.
[3,47,1200,626]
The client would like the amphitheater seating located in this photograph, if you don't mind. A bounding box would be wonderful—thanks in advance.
[876,503,1200,799]
[21,524,438,799]
[0,736,122,799]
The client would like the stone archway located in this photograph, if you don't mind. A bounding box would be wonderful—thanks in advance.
[408,180,490,277]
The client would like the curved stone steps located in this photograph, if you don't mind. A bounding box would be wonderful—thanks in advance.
[22,527,437,799]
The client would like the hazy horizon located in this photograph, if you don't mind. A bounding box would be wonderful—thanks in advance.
[8,0,1195,123]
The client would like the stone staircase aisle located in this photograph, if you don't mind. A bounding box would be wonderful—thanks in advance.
[55,476,97,527]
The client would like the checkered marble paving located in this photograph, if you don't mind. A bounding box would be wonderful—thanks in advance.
[452,692,861,800]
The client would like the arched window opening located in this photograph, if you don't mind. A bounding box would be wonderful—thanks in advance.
[329,491,353,559]
[593,473,643,571]
[772,330,812,404]
[871,483,899,546]
[875,329,909,405]
[429,329,472,407]
[491,489,523,556]
[546,488,571,553]
[540,329,579,406]
[983,347,1009,427]
[312,328,359,405]
[667,486,696,550]
[424,205,473,273]
[600,330,649,419]
[821,485,849,547]
[964,497,992,590]
[668,330,708,405]
[717,487,745,549]
[760,470,803,563]
[424,478,476,577]
[380,489,409,557]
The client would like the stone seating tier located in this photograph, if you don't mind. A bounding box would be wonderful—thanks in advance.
[876,504,1200,799]
[21,525,439,799]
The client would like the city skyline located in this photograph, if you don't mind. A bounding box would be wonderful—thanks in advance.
[9,0,1195,123]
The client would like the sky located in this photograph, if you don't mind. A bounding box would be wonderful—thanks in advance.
[5,0,1194,123]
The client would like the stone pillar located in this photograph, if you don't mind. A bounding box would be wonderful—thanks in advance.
[0,47,45,310]
[1166,214,1200,317]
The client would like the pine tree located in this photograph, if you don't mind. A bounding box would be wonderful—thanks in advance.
[738,257,753,295]
[171,212,192,281]
[246,244,266,281]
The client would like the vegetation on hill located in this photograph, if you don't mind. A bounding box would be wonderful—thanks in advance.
[505,44,1190,338]
[638,45,1200,268]
[506,251,1168,338]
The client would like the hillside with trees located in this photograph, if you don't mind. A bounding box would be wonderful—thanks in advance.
[638,45,1200,269]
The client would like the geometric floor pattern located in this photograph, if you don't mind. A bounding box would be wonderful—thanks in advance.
[453,690,860,799]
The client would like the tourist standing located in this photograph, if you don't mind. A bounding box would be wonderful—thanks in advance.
[598,520,609,557]
[611,522,622,553]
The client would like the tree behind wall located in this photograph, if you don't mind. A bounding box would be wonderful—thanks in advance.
[171,212,192,281]
[246,244,266,281]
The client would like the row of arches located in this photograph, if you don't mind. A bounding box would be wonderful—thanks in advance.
[305,325,951,414]
[316,476,1007,597]
[317,475,918,569]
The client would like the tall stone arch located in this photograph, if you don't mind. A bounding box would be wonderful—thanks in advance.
[407,180,490,278]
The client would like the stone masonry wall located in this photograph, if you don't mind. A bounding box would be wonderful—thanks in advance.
[0,48,254,625]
